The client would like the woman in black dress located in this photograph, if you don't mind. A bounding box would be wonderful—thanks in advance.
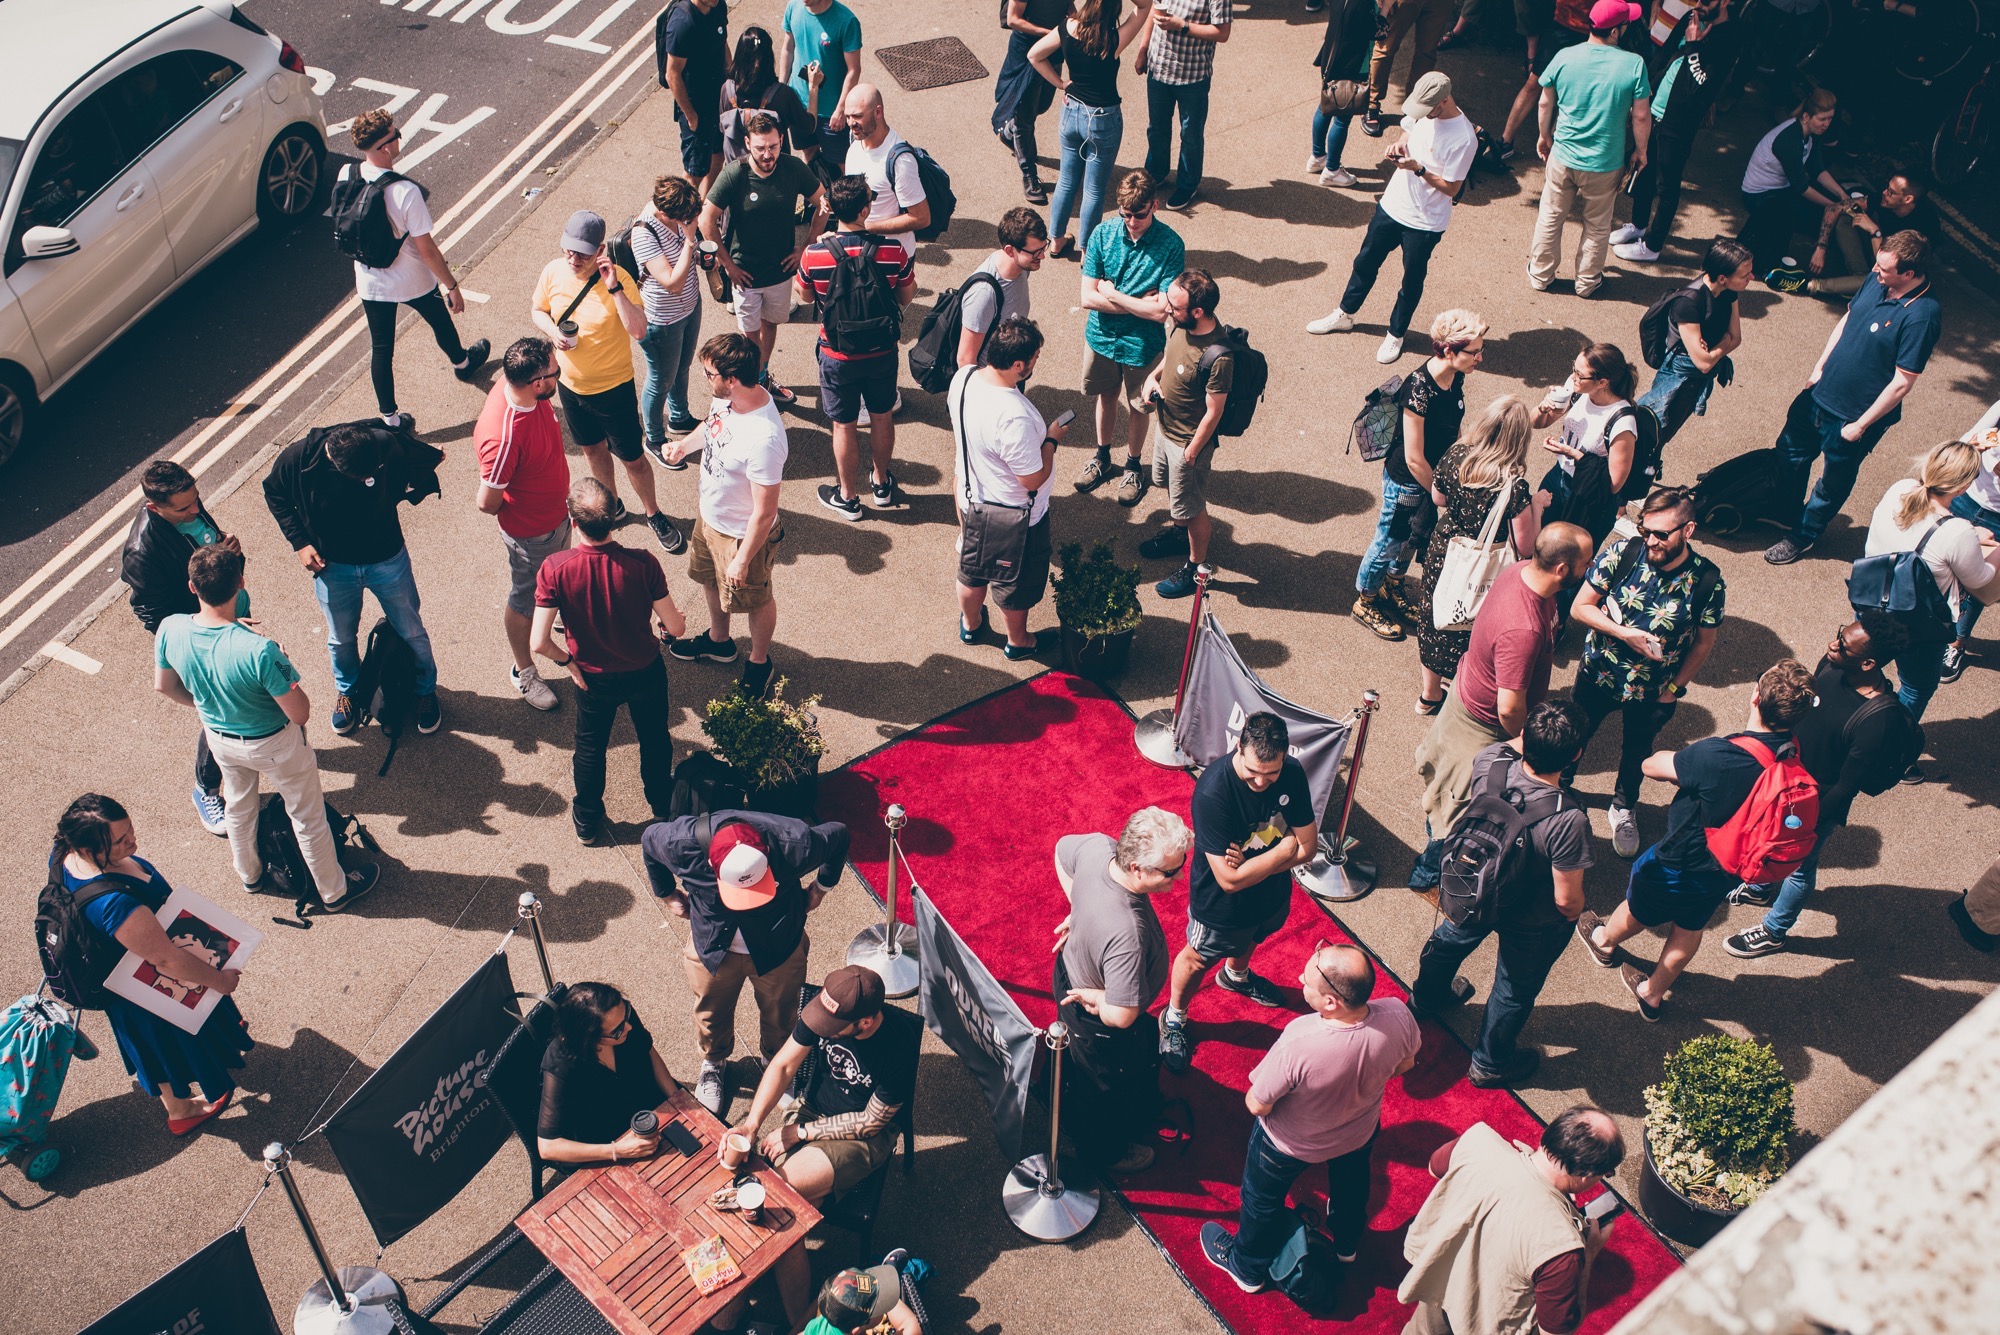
[537,982,680,1165]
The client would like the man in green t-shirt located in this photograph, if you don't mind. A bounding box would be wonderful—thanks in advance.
[780,0,863,162]
[1139,268,1232,600]
[701,114,828,406]
[1527,0,1650,298]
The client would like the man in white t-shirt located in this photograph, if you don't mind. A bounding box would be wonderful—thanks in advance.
[338,111,489,428]
[951,316,1067,658]
[665,333,789,699]
[954,206,1048,370]
[842,84,930,259]
[1307,72,1479,364]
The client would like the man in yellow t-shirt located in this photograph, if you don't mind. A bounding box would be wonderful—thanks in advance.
[531,210,685,554]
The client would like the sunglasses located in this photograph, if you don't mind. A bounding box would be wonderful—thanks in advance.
[1120,206,1155,220]
[1640,523,1686,541]
[1150,855,1189,878]
[1308,938,1347,997]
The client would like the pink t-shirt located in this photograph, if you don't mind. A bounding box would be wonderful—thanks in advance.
[1454,562,1559,729]
[1249,1000,1421,1162]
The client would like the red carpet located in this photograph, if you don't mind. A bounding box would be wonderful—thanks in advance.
[821,674,1679,1334]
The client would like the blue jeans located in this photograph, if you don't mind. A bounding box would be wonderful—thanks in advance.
[1638,346,1719,448]
[1950,492,2000,640]
[639,304,703,444]
[1356,471,1432,594]
[1774,386,1892,545]
[1050,101,1123,249]
[312,548,438,698]
[1144,76,1211,195]
[1412,916,1573,1074]
[1232,1120,1376,1281]
[1310,106,1354,164]
[1895,642,1946,721]
[1763,834,1828,936]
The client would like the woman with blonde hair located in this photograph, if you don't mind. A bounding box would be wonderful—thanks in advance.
[1863,439,1997,728]
[1413,394,1541,711]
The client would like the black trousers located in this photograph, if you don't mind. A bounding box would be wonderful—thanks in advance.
[1053,954,1162,1168]
[571,658,673,829]
[1567,672,1679,809]
[1340,205,1446,340]
[361,287,467,416]
[1630,126,1699,254]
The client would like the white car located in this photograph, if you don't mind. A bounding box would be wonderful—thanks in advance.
[0,0,328,465]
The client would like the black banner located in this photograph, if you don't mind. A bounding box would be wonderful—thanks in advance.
[913,886,1039,1162]
[78,1227,281,1335]
[324,951,517,1247]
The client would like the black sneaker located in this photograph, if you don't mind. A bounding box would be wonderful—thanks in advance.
[1949,893,2000,952]
[1763,536,1812,565]
[762,374,797,408]
[1724,924,1788,959]
[317,864,382,914]
[453,338,491,383]
[574,818,607,847]
[1468,1048,1541,1088]
[869,472,906,509]
[1361,106,1384,137]
[1496,140,1519,164]
[1159,1015,1193,1073]
[668,632,738,663]
[818,483,864,521]
[608,496,629,525]
[1023,171,1049,205]
[647,511,687,554]
[1727,881,1777,907]
[644,439,688,472]
[1410,975,1474,1017]
[1138,526,1190,560]
[740,656,774,699]
[415,693,442,735]
[1941,642,1968,684]
[1900,763,1929,785]
[1215,967,1289,1007]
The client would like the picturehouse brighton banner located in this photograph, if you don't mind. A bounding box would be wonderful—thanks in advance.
[914,886,1040,1162]
[78,1227,282,1335]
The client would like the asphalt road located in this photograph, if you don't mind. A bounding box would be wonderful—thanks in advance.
[0,0,664,686]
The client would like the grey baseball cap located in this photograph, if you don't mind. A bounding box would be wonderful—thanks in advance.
[560,210,606,255]
[1404,71,1453,120]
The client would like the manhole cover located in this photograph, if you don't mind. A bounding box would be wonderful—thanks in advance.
[875,36,990,93]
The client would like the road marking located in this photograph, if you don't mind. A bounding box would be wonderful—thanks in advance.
[42,643,102,674]
[460,288,491,303]
[0,18,657,659]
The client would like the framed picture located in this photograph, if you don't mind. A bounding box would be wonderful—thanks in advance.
[102,888,263,1035]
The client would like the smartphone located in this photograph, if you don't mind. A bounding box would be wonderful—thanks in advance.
[1583,1192,1625,1224]
[1051,408,1077,430]
[661,1120,701,1156]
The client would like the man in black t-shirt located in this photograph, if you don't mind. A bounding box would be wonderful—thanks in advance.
[662,0,730,191]
[1413,701,1594,1088]
[1613,0,1744,263]
[1726,613,1917,959]
[1637,239,1752,445]
[1809,173,1942,301]
[1161,712,1319,1073]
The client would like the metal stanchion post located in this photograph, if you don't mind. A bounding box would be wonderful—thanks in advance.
[847,803,921,998]
[517,892,556,997]
[264,1142,401,1335]
[1296,689,1382,904]
[1134,565,1214,769]
[1001,1023,1100,1241]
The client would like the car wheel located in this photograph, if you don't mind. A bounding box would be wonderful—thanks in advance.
[0,370,35,470]
[258,126,324,225]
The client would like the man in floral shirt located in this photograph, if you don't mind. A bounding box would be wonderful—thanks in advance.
[1565,488,1723,858]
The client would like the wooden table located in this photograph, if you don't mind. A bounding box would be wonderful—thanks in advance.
[516,1085,821,1335]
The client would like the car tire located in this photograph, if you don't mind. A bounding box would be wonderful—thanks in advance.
[0,368,36,471]
[258,124,325,226]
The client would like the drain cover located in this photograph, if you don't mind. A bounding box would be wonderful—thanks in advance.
[875,36,990,93]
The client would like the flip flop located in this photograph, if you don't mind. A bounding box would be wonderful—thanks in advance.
[166,1089,234,1137]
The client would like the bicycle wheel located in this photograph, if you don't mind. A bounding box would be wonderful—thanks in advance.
[1798,0,1836,64]
[1892,0,1983,83]
[1933,77,1990,183]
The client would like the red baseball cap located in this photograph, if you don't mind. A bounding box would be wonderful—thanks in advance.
[709,823,777,912]
[1589,0,1643,25]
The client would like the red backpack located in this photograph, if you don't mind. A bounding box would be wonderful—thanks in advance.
[1704,737,1819,884]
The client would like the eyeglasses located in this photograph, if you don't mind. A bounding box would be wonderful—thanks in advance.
[1308,939,1344,996]
[1150,855,1189,879]
[531,369,560,384]
[1020,243,1049,259]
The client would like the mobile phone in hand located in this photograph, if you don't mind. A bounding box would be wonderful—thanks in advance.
[1051,408,1077,430]
[1583,1192,1624,1224]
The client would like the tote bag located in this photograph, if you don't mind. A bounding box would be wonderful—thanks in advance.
[1432,472,1520,631]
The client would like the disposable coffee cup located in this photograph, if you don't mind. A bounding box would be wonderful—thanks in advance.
[630,1110,659,1136]
[557,319,579,339]
[1849,189,1867,199]
[735,1177,766,1224]
[721,1132,751,1170]
[1779,256,1797,268]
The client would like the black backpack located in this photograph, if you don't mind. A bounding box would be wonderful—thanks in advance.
[350,618,421,776]
[1436,748,1568,930]
[813,234,903,357]
[1847,519,1960,644]
[1692,447,1798,536]
[1347,375,1407,461]
[1843,691,1925,795]
[909,271,1005,392]
[1197,326,1267,438]
[1267,1218,1344,1318]
[255,796,377,911]
[887,142,956,242]
[330,168,421,270]
[1640,279,1701,370]
[35,849,157,1010]
[608,213,666,288]
[653,0,686,87]
[1617,404,1665,503]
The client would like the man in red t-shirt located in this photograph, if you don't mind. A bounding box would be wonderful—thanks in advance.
[794,174,915,520]
[477,337,576,712]
[1412,522,1591,888]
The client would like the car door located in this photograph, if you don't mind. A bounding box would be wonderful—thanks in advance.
[107,49,260,275]
[5,90,175,387]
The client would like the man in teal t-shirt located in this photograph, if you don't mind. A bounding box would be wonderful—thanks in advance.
[781,0,862,162]
[1075,170,1184,508]
[1527,0,1651,298]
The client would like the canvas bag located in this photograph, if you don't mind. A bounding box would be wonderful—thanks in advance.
[953,373,1035,581]
[1431,470,1520,630]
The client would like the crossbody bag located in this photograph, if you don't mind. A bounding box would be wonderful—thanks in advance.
[954,374,1037,582]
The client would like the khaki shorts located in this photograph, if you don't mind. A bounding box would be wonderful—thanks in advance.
[771,1104,895,1196]
[1081,346,1157,411]
[687,514,782,613]
[735,279,793,333]
[1150,425,1215,523]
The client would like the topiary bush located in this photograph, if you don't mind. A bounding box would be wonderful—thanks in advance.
[1644,1033,1795,1210]
[1052,542,1142,640]
[701,678,826,792]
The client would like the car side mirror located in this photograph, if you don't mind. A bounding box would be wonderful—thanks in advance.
[21,226,79,259]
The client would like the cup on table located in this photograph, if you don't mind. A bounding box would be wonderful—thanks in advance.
[734,1176,766,1225]
[721,1132,752,1171]
[631,1110,659,1137]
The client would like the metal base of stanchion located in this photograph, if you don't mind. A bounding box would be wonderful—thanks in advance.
[293,1267,401,1335]
[847,922,921,998]
[1134,708,1193,770]
[1002,1154,1100,1241]
[1296,836,1378,904]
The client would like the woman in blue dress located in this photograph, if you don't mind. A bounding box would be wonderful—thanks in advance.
[54,794,252,1136]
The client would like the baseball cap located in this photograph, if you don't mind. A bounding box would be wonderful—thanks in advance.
[710,823,778,912]
[561,210,606,255]
[1403,71,1453,121]
[818,1265,900,1331]
[803,965,885,1037]
[1589,0,1644,26]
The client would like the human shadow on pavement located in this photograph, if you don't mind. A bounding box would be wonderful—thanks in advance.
[1205,467,1375,525]
[1185,245,1331,288]
[1477,323,1595,384]
[760,644,1032,734]
[1205,175,1374,230]
[1207,528,1359,613]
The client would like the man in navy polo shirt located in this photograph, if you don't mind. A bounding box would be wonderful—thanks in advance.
[1765,231,1942,565]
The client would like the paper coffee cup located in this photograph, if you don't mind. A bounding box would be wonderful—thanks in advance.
[557,319,579,338]
[721,1133,751,1169]
[736,1178,766,1223]
[630,1110,659,1136]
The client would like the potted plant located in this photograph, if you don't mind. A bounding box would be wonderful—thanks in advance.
[1638,1034,1795,1244]
[693,678,828,820]
[1052,542,1143,682]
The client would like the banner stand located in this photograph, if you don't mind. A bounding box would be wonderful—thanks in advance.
[848,803,921,999]
[1295,689,1382,905]
[516,892,557,996]
[1001,1023,1100,1242]
[262,1142,401,1334]
[1134,564,1214,769]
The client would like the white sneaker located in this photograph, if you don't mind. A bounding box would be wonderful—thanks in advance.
[1307,308,1355,335]
[1320,167,1359,188]
[1308,154,1327,174]
[511,664,557,711]
[1375,332,1405,363]
[1609,223,1642,245]
[1609,804,1640,859]
[1613,240,1661,263]
[857,391,904,430]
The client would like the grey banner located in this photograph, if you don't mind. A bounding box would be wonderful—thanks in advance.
[913,886,1039,1162]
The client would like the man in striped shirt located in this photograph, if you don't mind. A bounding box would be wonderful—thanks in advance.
[476,337,576,711]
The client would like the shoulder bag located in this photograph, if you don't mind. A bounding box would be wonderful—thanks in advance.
[953,374,1037,584]
[1431,471,1521,631]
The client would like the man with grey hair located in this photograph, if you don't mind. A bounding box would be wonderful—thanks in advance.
[1201,942,1419,1290]
[1050,806,1191,1176]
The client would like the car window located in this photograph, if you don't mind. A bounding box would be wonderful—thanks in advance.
[100,52,243,156]
[0,140,20,222]
[15,100,125,234]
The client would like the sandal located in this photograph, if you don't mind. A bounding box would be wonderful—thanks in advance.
[1049,234,1076,260]
[1416,695,1444,716]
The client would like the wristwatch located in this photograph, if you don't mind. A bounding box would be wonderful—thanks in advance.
[1661,681,1686,700]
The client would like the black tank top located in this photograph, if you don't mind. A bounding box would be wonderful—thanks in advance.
[1060,22,1122,107]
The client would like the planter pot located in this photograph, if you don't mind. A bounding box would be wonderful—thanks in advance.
[1639,1133,1743,1246]
[1058,623,1136,682]
[747,756,820,821]
[673,750,821,822]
